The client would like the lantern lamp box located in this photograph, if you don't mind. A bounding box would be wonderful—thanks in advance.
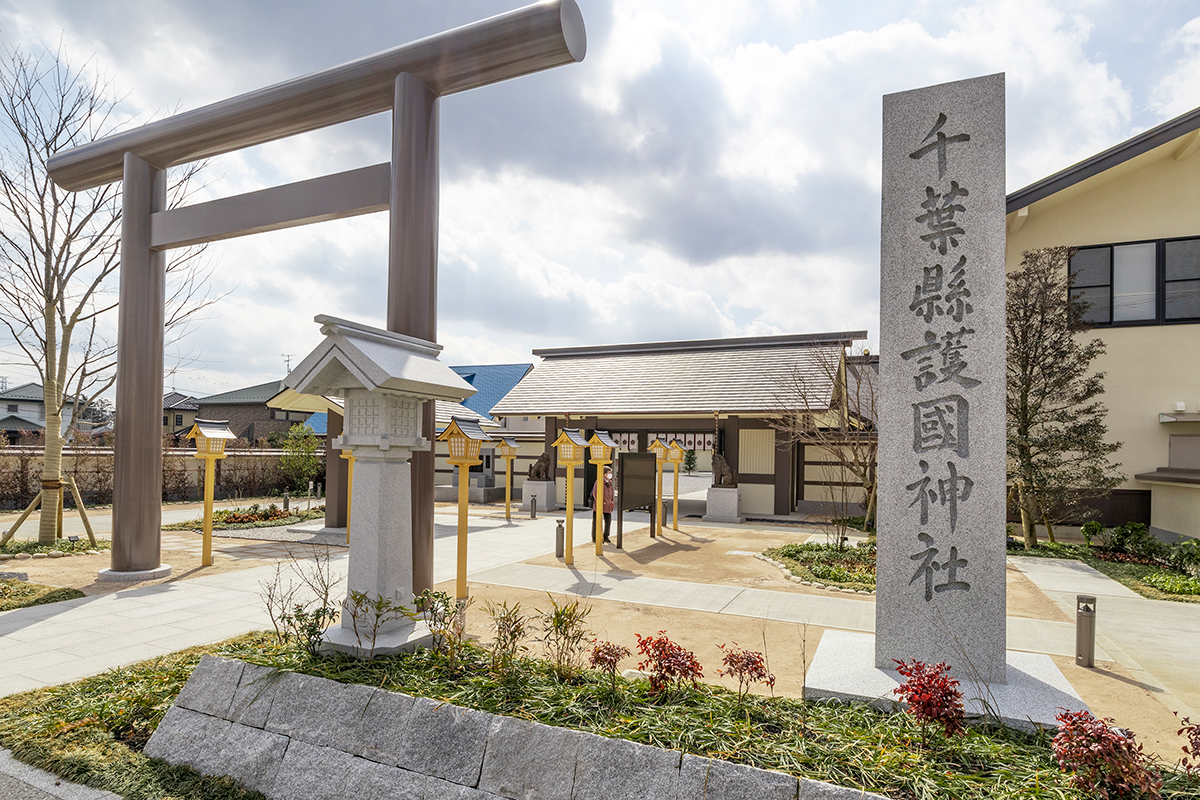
[283,315,476,657]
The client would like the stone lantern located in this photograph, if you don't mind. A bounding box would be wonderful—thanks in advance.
[285,315,475,656]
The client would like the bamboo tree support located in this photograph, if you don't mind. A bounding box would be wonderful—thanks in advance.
[65,476,99,546]
[57,484,65,539]
[0,493,42,546]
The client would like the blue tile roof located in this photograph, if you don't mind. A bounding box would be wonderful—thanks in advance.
[449,364,533,418]
[306,412,328,436]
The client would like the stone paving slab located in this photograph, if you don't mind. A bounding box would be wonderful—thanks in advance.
[804,630,1087,731]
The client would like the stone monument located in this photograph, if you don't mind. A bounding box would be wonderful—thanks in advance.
[876,73,1008,683]
[285,315,475,656]
[805,74,1089,728]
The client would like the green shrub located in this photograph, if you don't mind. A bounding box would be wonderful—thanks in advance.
[1143,572,1200,596]
[1080,520,1103,547]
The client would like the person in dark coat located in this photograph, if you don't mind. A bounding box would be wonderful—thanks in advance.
[591,465,615,543]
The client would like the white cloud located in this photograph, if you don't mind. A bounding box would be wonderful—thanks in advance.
[1151,16,1200,119]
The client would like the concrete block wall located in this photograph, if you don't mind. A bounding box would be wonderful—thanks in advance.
[146,656,891,800]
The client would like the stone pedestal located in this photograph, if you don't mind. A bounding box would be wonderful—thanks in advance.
[703,486,742,523]
[522,480,557,512]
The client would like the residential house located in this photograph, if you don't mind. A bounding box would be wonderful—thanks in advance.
[162,392,200,437]
[196,380,310,442]
[0,382,77,441]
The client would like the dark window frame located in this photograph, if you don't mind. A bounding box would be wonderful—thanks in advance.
[1070,235,1200,328]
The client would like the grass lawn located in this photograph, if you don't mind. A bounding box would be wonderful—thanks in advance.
[0,578,85,612]
[3,632,1198,799]
[1,539,109,556]
[1008,542,1200,604]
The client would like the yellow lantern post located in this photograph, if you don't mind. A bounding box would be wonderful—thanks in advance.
[587,430,616,555]
[647,438,669,538]
[667,439,686,531]
[185,419,235,567]
[551,428,588,566]
[340,449,356,543]
[494,436,519,522]
[437,416,492,601]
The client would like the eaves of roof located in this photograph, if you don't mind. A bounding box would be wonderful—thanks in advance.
[1006,104,1200,213]
[197,380,286,405]
[534,331,866,360]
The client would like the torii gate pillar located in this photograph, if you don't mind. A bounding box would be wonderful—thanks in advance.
[389,74,439,593]
[47,1,586,581]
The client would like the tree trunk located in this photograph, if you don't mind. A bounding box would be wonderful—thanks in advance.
[37,380,63,546]
[1016,480,1038,550]
[1042,511,1056,544]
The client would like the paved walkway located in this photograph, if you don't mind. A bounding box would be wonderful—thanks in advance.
[1008,555,1200,719]
[0,512,565,696]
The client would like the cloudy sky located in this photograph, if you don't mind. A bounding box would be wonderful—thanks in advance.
[1,0,1198,399]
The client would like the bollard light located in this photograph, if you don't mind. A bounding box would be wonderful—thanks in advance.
[1076,594,1096,668]
[438,416,494,600]
[186,419,235,567]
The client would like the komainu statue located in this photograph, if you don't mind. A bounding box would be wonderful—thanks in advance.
[528,451,552,481]
[711,452,738,487]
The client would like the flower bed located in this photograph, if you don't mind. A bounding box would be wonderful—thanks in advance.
[763,541,877,591]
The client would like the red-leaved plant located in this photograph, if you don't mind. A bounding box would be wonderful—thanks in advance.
[1052,709,1162,799]
[635,631,703,696]
[891,658,965,742]
[1176,712,1200,777]
[589,639,631,692]
[716,642,775,701]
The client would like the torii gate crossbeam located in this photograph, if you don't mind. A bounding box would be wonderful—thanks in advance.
[47,0,586,582]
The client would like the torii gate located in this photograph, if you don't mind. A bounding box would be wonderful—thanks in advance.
[48,1,586,581]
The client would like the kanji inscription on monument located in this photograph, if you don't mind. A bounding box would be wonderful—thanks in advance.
[877,73,1007,683]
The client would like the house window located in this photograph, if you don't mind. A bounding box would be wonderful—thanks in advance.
[6,404,16,413]
[38,404,45,419]
[175,414,183,427]
[1070,236,1200,326]
[163,415,169,426]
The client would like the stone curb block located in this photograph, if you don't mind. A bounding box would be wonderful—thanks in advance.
[148,657,891,800]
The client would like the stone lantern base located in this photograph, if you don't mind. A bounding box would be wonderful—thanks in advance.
[320,618,434,659]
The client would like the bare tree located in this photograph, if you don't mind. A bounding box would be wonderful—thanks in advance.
[770,345,878,529]
[1006,247,1123,549]
[0,46,218,545]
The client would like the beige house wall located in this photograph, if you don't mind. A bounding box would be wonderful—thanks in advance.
[1005,137,1200,490]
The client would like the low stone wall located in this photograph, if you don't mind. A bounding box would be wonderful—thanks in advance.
[146,656,889,800]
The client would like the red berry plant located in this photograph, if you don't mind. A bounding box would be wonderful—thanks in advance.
[1178,712,1200,776]
[1052,709,1162,799]
[589,639,631,692]
[716,642,775,702]
[635,631,703,696]
[891,659,965,744]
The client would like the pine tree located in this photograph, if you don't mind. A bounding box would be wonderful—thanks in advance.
[1006,247,1123,549]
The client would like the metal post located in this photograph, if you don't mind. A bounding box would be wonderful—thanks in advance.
[1076,595,1096,668]
[111,152,167,574]
[555,519,564,558]
[456,464,469,601]
[504,456,512,521]
[202,458,215,567]
[672,462,679,531]
[283,491,290,512]
[530,496,537,520]
[388,73,440,598]
[565,464,575,566]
